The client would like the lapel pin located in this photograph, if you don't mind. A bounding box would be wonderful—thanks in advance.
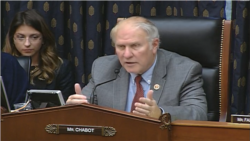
[154,84,160,90]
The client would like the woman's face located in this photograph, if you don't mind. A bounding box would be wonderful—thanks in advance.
[13,25,43,58]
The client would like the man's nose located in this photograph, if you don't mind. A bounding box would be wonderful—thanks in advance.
[123,47,133,58]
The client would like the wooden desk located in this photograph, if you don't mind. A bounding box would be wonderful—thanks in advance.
[1,105,250,141]
[171,120,250,141]
[1,104,169,141]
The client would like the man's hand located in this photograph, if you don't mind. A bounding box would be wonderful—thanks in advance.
[132,90,162,119]
[66,83,89,104]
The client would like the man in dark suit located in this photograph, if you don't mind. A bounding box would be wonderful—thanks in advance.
[1,52,29,109]
[66,16,207,121]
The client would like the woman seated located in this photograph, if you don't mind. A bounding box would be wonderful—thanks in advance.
[3,9,75,101]
[1,52,29,110]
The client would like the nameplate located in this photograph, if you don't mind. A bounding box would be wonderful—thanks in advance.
[231,114,250,124]
[45,124,116,136]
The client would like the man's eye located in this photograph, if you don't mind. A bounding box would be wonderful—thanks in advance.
[116,45,125,49]
[132,44,140,48]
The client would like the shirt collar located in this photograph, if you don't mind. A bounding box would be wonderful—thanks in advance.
[130,55,157,85]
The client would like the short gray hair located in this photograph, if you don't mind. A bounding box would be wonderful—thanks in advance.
[134,22,160,43]
[110,17,160,48]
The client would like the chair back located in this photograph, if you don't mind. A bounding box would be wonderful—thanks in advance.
[147,17,231,121]
[16,56,31,82]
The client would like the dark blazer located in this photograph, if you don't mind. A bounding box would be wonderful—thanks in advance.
[82,49,207,121]
[30,59,75,101]
[1,52,29,109]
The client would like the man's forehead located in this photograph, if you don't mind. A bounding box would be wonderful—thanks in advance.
[116,25,146,37]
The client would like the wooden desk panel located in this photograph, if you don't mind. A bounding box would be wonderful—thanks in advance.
[171,120,250,141]
[1,105,250,141]
[1,105,169,141]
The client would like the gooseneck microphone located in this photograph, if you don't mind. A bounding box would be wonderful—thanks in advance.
[90,69,120,105]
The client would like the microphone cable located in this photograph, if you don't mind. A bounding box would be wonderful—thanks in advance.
[11,99,31,112]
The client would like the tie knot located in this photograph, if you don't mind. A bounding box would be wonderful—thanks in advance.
[135,75,142,84]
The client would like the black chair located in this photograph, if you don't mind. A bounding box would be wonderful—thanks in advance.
[118,17,231,122]
[16,56,31,82]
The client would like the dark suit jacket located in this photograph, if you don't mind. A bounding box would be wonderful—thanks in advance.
[82,49,207,121]
[1,52,29,109]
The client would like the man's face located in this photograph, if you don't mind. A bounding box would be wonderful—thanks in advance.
[114,26,158,74]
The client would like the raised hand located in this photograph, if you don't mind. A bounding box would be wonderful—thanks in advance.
[66,83,89,105]
[133,90,162,119]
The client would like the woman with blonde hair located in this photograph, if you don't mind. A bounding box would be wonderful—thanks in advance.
[3,9,74,101]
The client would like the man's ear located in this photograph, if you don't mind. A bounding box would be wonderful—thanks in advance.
[152,38,159,53]
[112,41,117,55]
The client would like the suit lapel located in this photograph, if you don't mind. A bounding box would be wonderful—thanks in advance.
[150,49,170,104]
[113,67,129,111]
[112,49,170,109]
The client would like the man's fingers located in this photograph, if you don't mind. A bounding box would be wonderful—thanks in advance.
[66,99,88,105]
[132,110,147,116]
[66,84,89,105]
[75,83,82,94]
[135,106,149,114]
[146,90,154,100]
[66,94,89,104]
[135,102,150,109]
[68,94,87,100]
[139,89,154,106]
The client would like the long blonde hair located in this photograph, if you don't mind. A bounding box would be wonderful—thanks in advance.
[3,9,61,84]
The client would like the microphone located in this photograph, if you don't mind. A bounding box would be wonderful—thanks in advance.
[90,69,120,105]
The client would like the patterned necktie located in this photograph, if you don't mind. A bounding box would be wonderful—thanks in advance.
[131,75,144,112]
